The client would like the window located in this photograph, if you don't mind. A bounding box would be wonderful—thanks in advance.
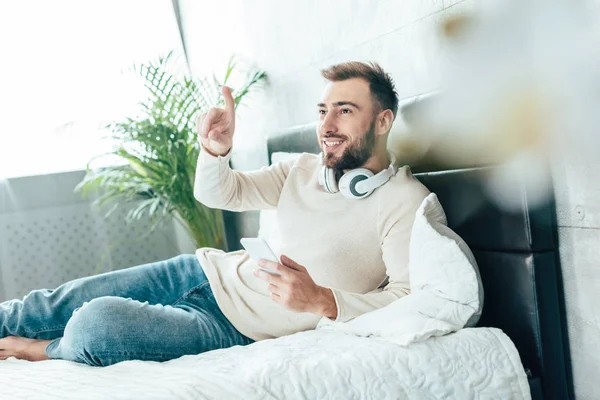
[0,0,185,178]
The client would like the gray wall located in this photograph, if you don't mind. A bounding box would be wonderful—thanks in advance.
[554,155,600,400]
[179,0,598,398]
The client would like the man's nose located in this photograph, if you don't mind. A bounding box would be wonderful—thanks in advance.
[320,112,338,135]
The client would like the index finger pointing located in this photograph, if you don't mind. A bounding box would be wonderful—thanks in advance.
[222,86,235,114]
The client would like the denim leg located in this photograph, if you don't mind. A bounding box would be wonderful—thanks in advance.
[45,283,254,366]
[0,254,206,340]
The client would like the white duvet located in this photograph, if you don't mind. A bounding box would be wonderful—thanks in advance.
[1,327,530,400]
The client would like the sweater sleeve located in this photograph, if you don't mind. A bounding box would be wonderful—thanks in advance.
[324,181,430,323]
[194,146,295,212]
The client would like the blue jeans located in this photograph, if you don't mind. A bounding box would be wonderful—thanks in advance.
[0,254,254,366]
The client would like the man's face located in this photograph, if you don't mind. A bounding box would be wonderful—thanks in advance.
[317,78,378,170]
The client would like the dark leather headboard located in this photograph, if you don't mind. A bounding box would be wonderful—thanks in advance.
[262,96,573,399]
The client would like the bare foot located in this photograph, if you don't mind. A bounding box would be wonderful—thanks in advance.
[0,336,52,361]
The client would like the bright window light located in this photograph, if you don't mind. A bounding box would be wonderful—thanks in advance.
[0,0,185,179]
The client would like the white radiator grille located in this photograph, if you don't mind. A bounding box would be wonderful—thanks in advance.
[0,172,184,301]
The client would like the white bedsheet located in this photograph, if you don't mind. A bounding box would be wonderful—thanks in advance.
[1,327,530,400]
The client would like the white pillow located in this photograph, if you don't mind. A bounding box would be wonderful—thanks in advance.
[257,152,303,251]
[316,193,483,346]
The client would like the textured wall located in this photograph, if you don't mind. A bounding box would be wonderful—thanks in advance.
[180,1,598,398]
[554,154,600,399]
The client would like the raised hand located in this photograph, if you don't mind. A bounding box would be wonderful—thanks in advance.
[196,86,236,156]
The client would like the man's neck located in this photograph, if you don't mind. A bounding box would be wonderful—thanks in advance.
[343,149,390,174]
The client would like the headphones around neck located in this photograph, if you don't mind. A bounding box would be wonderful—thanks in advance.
[318,151,398,199]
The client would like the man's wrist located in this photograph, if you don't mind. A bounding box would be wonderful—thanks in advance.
[316,287,338,319]
[201,143,231,158]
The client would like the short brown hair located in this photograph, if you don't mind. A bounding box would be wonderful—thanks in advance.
[321,61,399,119]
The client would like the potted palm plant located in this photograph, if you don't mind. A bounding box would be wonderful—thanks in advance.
[75,52,266,250]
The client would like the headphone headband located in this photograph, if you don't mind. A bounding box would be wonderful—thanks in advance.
[354,152,398,194]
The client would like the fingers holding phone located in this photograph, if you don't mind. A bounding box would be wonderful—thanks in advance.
[240,237,281,276]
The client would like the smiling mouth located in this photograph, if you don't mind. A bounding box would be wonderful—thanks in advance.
[322,139,345,151]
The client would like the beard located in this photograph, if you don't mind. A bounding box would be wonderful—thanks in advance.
[323,119,376,170]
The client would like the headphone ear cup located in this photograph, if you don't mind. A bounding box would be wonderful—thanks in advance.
[338,168,374,199]
[319,166,339,193]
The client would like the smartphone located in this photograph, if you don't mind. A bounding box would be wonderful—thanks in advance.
[240,237,281,275]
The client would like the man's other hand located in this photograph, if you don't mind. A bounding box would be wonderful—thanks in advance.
[253,255,338,318]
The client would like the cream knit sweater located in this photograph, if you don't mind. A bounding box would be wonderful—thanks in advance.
[194,147,430,341]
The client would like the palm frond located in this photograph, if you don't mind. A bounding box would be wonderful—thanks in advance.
[75,53,265,249]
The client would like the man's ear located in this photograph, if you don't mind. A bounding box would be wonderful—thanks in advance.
[377,109,395,135]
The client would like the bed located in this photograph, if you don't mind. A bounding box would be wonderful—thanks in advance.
[1,95,572,399]
[255,94,574,399]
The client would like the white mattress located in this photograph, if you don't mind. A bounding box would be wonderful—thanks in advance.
[0,327,531,400]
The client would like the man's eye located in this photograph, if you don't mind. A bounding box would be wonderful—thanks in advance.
[318,110,326,115]
[341,108,351,114]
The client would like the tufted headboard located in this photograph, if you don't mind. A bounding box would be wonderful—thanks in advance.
[260,96,573,400]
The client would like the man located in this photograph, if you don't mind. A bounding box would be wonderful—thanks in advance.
[0,62,429,366]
